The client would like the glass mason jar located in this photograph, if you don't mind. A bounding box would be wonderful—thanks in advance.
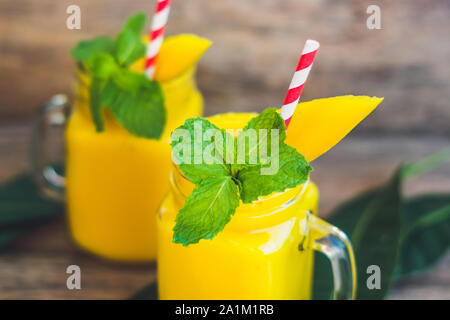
[157,113,357,299]
[31,65,203,261]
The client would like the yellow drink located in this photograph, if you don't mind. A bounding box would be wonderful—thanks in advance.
[66,65,203,261]
[157,112,356,300]
[158,177,319,299]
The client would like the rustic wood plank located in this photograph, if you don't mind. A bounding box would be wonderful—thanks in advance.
[0,233,155,300]
[0,0,449,135]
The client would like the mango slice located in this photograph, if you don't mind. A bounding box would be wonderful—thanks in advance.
[130,34,211,82]
[285,95,383,162]
[152,34,211,82]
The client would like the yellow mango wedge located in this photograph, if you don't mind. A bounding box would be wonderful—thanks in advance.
[130,34,211,82]
[285,95,383,162]
[154,34,211,82]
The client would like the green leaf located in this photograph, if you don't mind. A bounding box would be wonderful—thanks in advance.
[243,108,286,137]
[170,109,312,245]
[71,13,166,138]
[351,168,403,300]
[71,36,115,63]
[110,68,145,92]
[115,13,147,66]
[313,189,377,299]
[171,117,232,183]
[313,168,403,300]
[89,77,106,132]
[235,108,311,203]
[0,173,63,250]
[86,53,118,79]
[86,53,120,132]
[403,148,450,180]
[394,195,450,279]
[236,108,286,168]
[129,281,158,300]
[102,70,166,139]
[0,174,63,227]
[0,229,28,249]
[120,12,147,37]
[314,150,450,299]
[238,143,311,203]
[173,176,240,246]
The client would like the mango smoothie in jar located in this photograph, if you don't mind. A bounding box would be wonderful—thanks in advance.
[64,14,211,261]
[158,162,321,299]
[157,96,383,299]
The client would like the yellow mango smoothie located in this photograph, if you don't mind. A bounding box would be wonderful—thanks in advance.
[157,96,382,299]
[66,33,211,261]
[158,168,319,299]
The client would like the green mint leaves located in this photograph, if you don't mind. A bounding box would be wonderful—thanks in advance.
[115,13,147,66]
[71,36,115,63]
[71,13,146,67]
[171,108,313,245]
[102,70,165,138]
[238,143,312,203]
[173,176,240,245]
[172,117,233,182]
[71,13,166,139]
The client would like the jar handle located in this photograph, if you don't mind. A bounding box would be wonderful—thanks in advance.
[305,213,357,300]
[30,94,69,202]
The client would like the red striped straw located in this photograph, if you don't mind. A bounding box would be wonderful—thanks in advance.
[144,0,171,79]
[280,39,320,128]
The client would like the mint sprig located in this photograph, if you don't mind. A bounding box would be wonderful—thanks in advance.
[71,36,115,63]
[115,13,147,67]
[102,71,165,138]
[173,176,240,245]
[71,13,166,139]
[172,117,233,183]
[171,108,313,245]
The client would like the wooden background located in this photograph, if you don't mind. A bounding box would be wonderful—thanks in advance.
[0,0,449,299]
[0,0,449,135]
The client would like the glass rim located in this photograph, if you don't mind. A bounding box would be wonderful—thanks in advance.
[169,163,310,218]
[75,62,196,89]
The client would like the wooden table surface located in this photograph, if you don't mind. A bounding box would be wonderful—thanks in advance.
[0,122,449,299]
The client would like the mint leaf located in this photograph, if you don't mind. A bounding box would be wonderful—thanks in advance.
[109,68,145,92]
[71,13,166,139]
[171,117,233,183]
[170,108,313,245]
[173,176,240,246]
[120,12,147,36]
[101,70,165,139]
[238,143,312,203]
[234,108,311,203]
[71,13,146,67]
[71,36,115,63]
[86,53,119,132]
[86,53,118,79]
[89,77,106,132]
[115,13,147,66]
[243,107,286,141]
[235,107,287,171]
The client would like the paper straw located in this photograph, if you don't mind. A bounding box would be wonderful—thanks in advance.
[280,39,319,128]
[144,0,171,79]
